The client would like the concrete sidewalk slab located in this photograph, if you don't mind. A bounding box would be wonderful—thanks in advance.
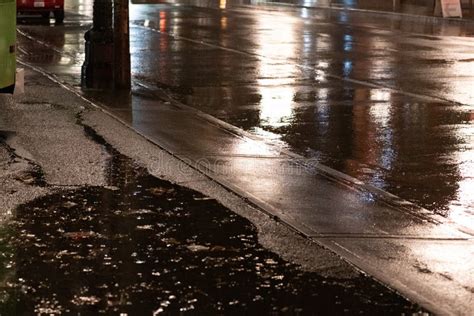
[320,238,474,315]
[82,89,473,315]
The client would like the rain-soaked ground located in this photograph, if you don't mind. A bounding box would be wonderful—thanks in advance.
[0,123,425,314]
[124,1,474,225]
[16,0,474,234]
[10,1,474,313]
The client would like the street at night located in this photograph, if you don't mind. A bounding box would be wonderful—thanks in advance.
[1,0,473,314]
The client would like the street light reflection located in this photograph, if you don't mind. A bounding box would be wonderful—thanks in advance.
[259,87,294,126]
[58,56,72,65]
[448,124,474,230]
[221,16,228,30]
[437,53,474,228]
[445,60,474,105]
[72,0,93,15]
[315,60,329,82]
[343,59,353,77]
[343,34,353,52]
[233,138,278,156]
[219,0,227,9]
[369,90,392,127]
[255,14,298,132]
[301,8,310,19]
[160,11,166,32]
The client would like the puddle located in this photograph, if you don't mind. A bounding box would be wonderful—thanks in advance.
[0,126,426,314]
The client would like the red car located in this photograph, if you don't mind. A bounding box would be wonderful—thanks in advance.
[17,0,64,24]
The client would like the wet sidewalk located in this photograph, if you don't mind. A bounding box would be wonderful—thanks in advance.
[0,68,427,314]
[13,1,474,315]
[84,71,474,316]
[13,3,474,315]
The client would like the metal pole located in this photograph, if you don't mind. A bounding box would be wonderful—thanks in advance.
[94,0,113,31]
[81,0,114,89]
[113,0,131,90]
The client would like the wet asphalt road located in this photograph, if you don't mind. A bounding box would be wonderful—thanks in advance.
[17,0,473,229]
[138,2,474,224]
[126,1,474,226]
[11,1,474,313]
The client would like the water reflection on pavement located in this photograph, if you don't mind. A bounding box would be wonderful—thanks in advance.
[0,127,423,315]
[125,0,474,227]
[13,0,472,262]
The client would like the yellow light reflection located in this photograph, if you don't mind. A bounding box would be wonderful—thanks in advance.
[315,34,332,52]
[315,60,329,82]
[347,33,397,186]
[233,138,279,156]
[219,0,227,9]
[445,60,474,105]
[66,0,93,15]
[255,14,298,131]
[259,87,294,126]
[221,16,228,30]
[369,89,392,127]
[59,56,71,65]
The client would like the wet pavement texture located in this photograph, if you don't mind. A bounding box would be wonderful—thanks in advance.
[12,1,474,314]
[0,127,424,315]
[17,0,474,229]
[127,2,474,222]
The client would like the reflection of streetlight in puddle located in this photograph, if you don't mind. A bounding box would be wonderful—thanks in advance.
[259,87,294,126]
[343,59,353,77]
[301,8,309,19]
[233,138,277,156]
[369,89,392,127]
[368,89,395,181]
[59,56,71,65]
[75,0,94,14]
[338,11,349,23]
[448,124,474,230]
[315,60,329,82]
[343,34,353,52]
[221,16,228,30]
[436,56,474,230]
[445,60,474,105]
[255,14,298,131]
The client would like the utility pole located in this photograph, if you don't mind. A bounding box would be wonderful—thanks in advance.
[81,0,114,89]
[82,0,131,90]
[113,0,131,90]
